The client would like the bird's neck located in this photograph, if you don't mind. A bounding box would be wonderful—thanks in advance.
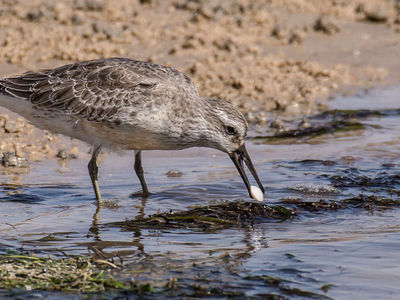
[176,97,221,150]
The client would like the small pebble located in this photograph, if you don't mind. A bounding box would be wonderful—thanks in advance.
[250,185,264,202]
[56,149,78,159]
[4,121,20,133]
[314,16,340,35]
[166,170,183,177]
[56,150,68,159]
[1,152,29,168]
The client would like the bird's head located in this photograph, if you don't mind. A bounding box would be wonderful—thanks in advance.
[199,98,265,199]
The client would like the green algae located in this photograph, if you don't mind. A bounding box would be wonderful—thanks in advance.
[249,108,400,142]
[109,201,294,231]
[252,120,365,141]
[0,253,153,294]
[342,194,400,208]
[244,275,332,299]
[320,283,334,293]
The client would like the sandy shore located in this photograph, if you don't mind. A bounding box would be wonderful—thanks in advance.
[0,0,400,161]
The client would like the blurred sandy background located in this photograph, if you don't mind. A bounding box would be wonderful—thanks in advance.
[0,0,400,160]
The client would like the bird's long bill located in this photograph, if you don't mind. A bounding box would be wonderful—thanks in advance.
[229,144,265,199]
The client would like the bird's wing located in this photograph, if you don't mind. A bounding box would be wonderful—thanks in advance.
[0,58,196,122]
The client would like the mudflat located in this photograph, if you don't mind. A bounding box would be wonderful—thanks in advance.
[0,0,399,159]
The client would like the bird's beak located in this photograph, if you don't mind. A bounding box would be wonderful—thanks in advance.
[229,144,264,199]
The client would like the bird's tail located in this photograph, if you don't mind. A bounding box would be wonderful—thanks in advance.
[0,76,34,100]
[0,77,36,119]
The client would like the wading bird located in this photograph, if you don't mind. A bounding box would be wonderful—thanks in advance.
[0,58,264,202]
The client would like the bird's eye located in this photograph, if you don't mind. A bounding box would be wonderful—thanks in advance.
[225,126,236,135]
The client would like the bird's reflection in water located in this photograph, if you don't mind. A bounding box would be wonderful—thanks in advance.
[89,202,102,241]
[233,227,269,263]
[132,194,147,253]
[110,221,270,287]
[86,199,270,282]
[87,193,148,258]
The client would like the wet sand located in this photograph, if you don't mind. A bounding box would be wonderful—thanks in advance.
[0,0,400,160]
[1,0,400,161]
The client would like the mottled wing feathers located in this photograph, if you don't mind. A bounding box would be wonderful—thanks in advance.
[0,58,197,122]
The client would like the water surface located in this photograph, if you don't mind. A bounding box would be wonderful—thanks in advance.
[0,87,400,299]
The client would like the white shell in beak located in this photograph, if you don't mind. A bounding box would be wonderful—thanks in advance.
[250,185,264,202]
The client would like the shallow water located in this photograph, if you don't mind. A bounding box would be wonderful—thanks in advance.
[0,87,400,299]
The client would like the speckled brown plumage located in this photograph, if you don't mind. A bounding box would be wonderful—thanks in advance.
[0,58,198,123]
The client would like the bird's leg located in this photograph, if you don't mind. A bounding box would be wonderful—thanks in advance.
[134,150,150,197]
[88,145,102,203]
